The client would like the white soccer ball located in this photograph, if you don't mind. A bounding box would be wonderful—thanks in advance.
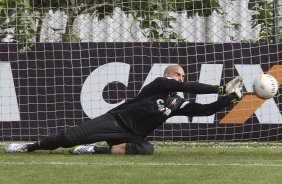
[253,74,279,99]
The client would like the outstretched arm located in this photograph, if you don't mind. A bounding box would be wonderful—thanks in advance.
[145,77,220,94]
[174,93,240,117]
[143,76,243,95]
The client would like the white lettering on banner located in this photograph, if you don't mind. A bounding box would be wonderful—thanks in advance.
[80,63,281,124]
[235,65,282,124]
[0,61,20,121]
[80,62,130,119]
[191,64,223,124]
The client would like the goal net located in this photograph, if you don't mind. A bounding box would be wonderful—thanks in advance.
[0,0,281,142]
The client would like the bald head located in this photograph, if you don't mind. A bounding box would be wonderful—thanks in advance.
[163,65,185,82]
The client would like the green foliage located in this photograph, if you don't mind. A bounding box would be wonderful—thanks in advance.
[0,0,39,51]
[184,0,220,17]
[248,0,281,43]
[119,0,220,41]
[0,0,220,45]
[0,0,281,47]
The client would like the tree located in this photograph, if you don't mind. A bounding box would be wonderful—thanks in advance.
[0,0,280,51]
[0,0,220,48]
[248,0,281,43]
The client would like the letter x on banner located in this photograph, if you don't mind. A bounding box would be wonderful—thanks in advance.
[220,65,282,124]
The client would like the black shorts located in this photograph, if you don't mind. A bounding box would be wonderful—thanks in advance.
[65,113,145,146]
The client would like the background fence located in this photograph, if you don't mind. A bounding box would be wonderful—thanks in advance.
[1,0,282,44]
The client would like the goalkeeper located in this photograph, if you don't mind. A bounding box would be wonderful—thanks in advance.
[5,65,243,155]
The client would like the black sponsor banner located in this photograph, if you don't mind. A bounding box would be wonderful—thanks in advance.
[0,43,281,141]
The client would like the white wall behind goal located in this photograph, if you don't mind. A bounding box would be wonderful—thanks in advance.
[37,0,276,43]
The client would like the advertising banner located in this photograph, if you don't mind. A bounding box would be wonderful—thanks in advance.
[0,43,281,141]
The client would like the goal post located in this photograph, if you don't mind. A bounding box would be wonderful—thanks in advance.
[0,0,281,142]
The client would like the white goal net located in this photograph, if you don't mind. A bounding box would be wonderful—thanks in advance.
[0,0,281,141]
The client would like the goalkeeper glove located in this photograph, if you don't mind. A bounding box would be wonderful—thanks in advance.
[227,81,243,103]
[218,76,243,95]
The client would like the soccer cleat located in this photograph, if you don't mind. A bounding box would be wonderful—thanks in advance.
[70,145,95,155]
[224,76,243,95]
[5,143,29,153]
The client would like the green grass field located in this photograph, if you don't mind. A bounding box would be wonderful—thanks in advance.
[1,142,282,184]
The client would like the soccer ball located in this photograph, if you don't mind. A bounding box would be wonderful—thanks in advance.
[253,74,279,99]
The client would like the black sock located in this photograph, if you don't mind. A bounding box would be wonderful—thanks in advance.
[94,146,111,154]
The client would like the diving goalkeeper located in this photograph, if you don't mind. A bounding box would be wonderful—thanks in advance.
[5,65,243,155]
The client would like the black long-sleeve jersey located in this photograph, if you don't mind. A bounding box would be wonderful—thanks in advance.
[108,77,221,137]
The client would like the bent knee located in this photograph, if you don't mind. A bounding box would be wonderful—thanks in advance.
[141,143,154,155]
[125,142,154,155]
